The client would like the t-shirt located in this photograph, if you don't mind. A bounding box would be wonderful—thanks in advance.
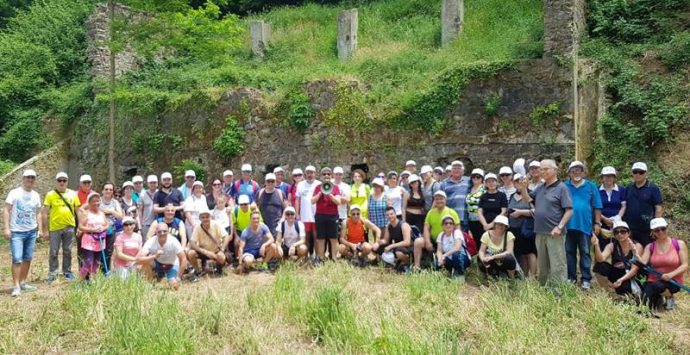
[233,206,261,233]
[240,223,271,251]
[139,190,157,226]
[5,187,41,232]
[466,187,485,222]
[437,229,463,253]
[498,186,516,203]
[313,183,340,216]
[531,180,572,235]
[481,231,515,255]
[114,232,142,267]
[424,207,460,242]
[384,186,405,216]
[441,176,471,222]
[297,180,320,222]
[178,183,193,201]
[143,236,184,266]
[277,220,305,247]
[77,188,91,205]
[422,180,441,212]
[153,188,184,219]
[479,191,508,224]
[156,217,183,243]
[212,207,230,230]
[624,181,663,232]
[565,179,603,235]
[43,189,81,231]
[599,184,626,218]
[350,183,371,217]
[336,182,351,219]
[276,182,291,200]
[191,221,227,253]
[183,194,208,225]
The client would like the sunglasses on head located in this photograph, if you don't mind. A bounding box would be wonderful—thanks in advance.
[632,170,646,175]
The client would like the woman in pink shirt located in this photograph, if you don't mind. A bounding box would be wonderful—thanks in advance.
[78,193,109,280]
[113,216,143,279]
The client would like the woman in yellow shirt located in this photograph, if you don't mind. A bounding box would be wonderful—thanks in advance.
[349,169,370,218]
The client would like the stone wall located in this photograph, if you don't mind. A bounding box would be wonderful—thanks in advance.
[543,0,586,57]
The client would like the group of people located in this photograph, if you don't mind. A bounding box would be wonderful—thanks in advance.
[3,159,687,311]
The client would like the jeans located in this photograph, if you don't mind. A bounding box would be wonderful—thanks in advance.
[49,227,75,275]
[153,260,179,281]
[536,233,567,286]
[565,229,592,282]
[10,229,37,264]
[440,251,470,275]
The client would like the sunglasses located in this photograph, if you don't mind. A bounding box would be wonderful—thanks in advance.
[443,221,454,225]
[82,181,92,184]
[213,183,221,186]
[377,175,385,178]
[57,179,68,183]
[293,174,303,177]
[652,227,667,233]
[124,223,136,227]
[351,212,360,216]
[500,174,512,177]
[286,212,295,216]
[613,229,629,235]
[266,180,275,183]
[471,175,482,179]
[322,173,332,177]
[632,170,646,175]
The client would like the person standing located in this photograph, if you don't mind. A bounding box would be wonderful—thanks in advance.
[527,160,543,192]
[77,174,93,206]
[78,193,109,281]
[350,169,370,218]
[466,168,485,249]
[288,168,303,208]
[119,181,141,230]
[529,159,573,287]
[138,175,158,240]
[233,164,260,204]
[256,173,286,235]
[131,175,144,204]
[333,167,351,225]
[274,167,291,201]
[564,161,603,290]
[221,170,235,197]
[100,182,123,273]
[178,170,196,200]
[384,171,408,220]
[498,166,516,203]
[153,172,185,219]
[441,160,471,230]
[478,173,508,233]
[311,167,342,262]
[624,162,663,246]
[42,172,81,284]
[403,174,425,232]
[206,178,226,210]
[420,165,441,212]
[3,169,43,297]
[295,165,320,256]
[598,166,626,249]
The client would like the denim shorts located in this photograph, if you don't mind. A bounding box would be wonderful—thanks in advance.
[153,260,179,281]
[10,229,37,264]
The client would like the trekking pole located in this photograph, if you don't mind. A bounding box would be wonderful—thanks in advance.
[630,258,690,293]
[100,236,110,276]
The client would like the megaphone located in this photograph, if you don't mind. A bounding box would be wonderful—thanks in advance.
[321,181,334,195]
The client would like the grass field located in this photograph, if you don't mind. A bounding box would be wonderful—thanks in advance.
[1,241,689,354]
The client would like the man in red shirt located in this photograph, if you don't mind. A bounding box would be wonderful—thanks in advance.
[77,174,93,206]
[311,167,342,263]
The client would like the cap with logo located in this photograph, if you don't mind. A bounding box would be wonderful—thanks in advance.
[601,166,617,176]
[649,218,667,230]
[631,162,648,172]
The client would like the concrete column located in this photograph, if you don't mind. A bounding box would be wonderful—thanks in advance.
[441,0,463,46]
[337,9,358,60]
[250,20,271,59]
[543,0,586,57]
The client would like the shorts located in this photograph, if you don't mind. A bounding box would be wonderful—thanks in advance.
[114,264,137,279]
[243,248,261,260]
[315,214,339,239]
[10,229,37,264]
[392,246,413,255]
[511,227,537,256]
[153,260,179,281]
[303,222,315,234]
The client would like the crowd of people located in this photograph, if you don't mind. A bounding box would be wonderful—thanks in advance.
[3,159,687,311]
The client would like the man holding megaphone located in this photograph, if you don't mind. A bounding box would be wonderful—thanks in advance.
[311,167,342,263]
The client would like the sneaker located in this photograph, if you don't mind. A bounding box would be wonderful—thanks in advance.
[187,272,200,283]
[20,283,36,292]
[47,274,57,285]
[581,281,591,291]
[11,287,21,297]
[63,273,76,282]
[665,296,675,311]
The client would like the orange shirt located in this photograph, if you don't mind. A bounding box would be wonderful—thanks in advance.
[346,219,366,244]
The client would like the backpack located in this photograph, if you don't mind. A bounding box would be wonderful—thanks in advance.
[649,238,681,261]
[280,220,300,237]
[463,230,478,256]
[234,179,259,200]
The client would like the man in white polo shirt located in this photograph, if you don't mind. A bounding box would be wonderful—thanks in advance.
[295,165,320,257]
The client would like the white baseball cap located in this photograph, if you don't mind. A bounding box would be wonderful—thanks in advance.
[513,173,524,181]
[601,166,617,176]
[147,175,158,183]
[223,170,234,177]
[371,178,385,187]
[241,164,252,172]
[650,218,668,230]
[285,206,296,214]
[470,168,484,177]
[161,172,172,180]
[568,161,584,171]
[445,165,452,172]
[434,166,444,173]
[22,169,37,177]
[273,167,284,174]
[632,162,648,172]
[198,207,212,216]
[79,174,92,182]
[405,160,416,167]
[333,166,344,174]
[434,190,447,198]
[55,172,68,180]
[420,165,433,175]
[238,195,250,204]
[122,181,134,189]
[122,216,136,225]
[192,180,204,188]
[408,174,420,184]
[528,160,541,168]
[184,170,196,178]
[451,160,464,167]
[350,204,361,212]
[485,173,498,181]
[305,165,316,172]
[612,220,630,231]
[292,168,304,175]
[265,173,277,181]
[400,170,411,177]
[494,215,509,226]
[132,175,144,183]
[499,166,513,175]
[381,251,395,265]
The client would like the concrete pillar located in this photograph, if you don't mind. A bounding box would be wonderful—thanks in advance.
[337,9,358,60]
[441,0,463,46]
[543,0,586,57]
[250,20,271,59]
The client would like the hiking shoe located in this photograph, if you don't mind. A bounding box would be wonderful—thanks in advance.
[581,281,591,291]
[47,274,57,285]
[64,273,76,282]
[268,260,280,272]
[20,283,36,292]
[665,296,675,311]
[11,287,21,297]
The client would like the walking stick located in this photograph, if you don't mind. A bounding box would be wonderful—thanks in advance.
[630,258,690,293]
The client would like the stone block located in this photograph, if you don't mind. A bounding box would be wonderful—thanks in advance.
[441,0,463,46]
[250,20,271,59]
[337,9,358,60]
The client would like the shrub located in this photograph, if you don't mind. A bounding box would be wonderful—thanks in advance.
[213,116,246,160]
[587,0,689,43]
[0,114,42,162]
[173,159,205,183]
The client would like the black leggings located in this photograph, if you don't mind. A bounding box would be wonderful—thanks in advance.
[479,254,516,276]
[643,280,680,309]
[592,262,636,295]
[405,212,425,232]
[468,221,484,251]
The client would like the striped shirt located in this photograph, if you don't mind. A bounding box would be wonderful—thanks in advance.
[441,176,471,222]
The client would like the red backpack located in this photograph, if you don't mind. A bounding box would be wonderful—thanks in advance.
[463,230,478,256]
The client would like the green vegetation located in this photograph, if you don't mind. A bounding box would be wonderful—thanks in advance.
[173,158,205,182]
[212,116,246,159]
[0,159,15,175]
[529,101,561,127]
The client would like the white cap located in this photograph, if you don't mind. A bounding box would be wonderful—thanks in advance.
[22,169,37,177]
[434,190,447,198]
[568,161,584,171]
[499,166,513,175]
[451,160,464,167]
[350,204,361,212]
[122,181,134,189]
[445,165,452,172]
[147,175,158,183]
[273,167,284,174]
[441,215,455,223]
[198,207,212,216]
[420,165,433,175]
[55,172,68,180]
[305,165,316,172]
[529,160,541,168]
[381,251,396,265]
[612,220,630,231]
[161,172,172,180]
[471,168,484,177]
[132,175,144,183]
[238,195,250,204]
[485,173,498,181]
[265,173,277,181]
[371,178,385,187]
[223,170,234,177]
[192,180,204,188]
[241,164,252,172]
[494,215,509,226]
[79,174,92,182]
[184,170,196,178]
[292,168,303,175]
[513,173,524,181]
[122,216,136,225]
[408,174,420,184]
[333,166,344,174]
[285,206,296,214]
[632,162,648,172]
[405,160,416,167]
[400,170,411,177]
[434,166,444,173]
[650,218,668,230]
[601,166,617,176]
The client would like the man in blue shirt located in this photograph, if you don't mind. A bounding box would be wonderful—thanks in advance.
[624,162,663,246]
[441,160,470,230]
[564,161,603,290]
